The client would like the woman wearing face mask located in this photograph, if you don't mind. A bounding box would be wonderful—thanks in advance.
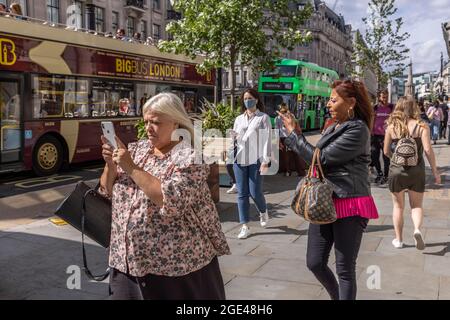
[232,88,272,239]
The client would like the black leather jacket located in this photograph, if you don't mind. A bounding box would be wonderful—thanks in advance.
[284,119,371,199]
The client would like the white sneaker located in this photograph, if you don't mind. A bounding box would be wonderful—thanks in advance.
[414,231,425,250]
[227,184,238,194]
[260,211,269,228]
[392,238,403,249]
[237,225,250,239]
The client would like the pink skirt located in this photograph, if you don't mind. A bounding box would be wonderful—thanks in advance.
[333,196,379,220]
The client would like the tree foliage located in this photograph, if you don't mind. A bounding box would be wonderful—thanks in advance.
[353,0,410,90]
[159,0,313,108]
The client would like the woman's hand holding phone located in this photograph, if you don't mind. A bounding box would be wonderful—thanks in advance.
[101,135,117,170]
[111,136,137,175]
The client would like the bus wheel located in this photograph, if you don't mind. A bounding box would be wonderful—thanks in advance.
[32,135,64,176]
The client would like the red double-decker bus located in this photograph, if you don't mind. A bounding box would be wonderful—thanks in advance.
[0,15,215,176]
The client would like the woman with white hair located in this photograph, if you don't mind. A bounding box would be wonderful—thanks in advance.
[99,92,230,300]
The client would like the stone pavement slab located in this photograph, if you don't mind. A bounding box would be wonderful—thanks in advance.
[438,276,450,300]
[252,258,319,285]
[0,135,449,300]
[225,276,322,300]
[424,255,450,277]
[248,242,308,261]
[359,235,383,252]
[357,268,440,300]
[218,255,269,277]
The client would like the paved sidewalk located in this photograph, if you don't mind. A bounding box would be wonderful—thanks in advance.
[0,137,449,300]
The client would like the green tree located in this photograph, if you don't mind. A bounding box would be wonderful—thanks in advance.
[353,0,410,90]
[159,0,313,109]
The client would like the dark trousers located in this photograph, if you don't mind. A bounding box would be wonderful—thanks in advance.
[226,163,236,185]
[280,137,306,176]
[448,125,450,144]
[440,121,448,139]
[109,257,225,300]
[370,135,390,177]
[306,216,368,300]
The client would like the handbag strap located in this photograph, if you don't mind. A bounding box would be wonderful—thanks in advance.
[81,188,110,282]
[307,149,318,177]
[315,149,325,180]
[308,149,325,180]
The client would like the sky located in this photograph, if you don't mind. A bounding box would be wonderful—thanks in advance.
[322,0,450,74]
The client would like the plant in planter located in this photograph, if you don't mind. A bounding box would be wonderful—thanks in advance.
[200,99,240,137]
[135,118,147,140]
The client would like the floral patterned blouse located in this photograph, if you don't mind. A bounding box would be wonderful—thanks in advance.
[100,139,230,277]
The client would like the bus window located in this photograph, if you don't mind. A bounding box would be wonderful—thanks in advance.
[32,76,91,118]
[92,80,134,117]
[136,83,157,116]
[263,65,296,77]
[63,79,89,118]
[32,76,64,118]
[301,68,308,79]
[184,91,196,113]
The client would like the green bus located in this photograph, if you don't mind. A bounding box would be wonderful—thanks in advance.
[258,59,339,130]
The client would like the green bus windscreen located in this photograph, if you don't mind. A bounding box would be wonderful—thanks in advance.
[258,59,338,130]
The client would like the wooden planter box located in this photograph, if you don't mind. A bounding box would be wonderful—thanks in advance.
[207,163,220,203]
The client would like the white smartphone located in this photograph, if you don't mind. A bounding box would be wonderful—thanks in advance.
[101,121,117,149]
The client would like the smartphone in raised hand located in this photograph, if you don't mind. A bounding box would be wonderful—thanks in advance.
[101,121,118,149]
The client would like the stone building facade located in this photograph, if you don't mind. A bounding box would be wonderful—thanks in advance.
[0,0,175,41]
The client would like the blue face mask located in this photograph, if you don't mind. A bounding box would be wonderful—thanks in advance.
[244,99,257,109]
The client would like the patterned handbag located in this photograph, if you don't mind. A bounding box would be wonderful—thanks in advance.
[291,149,336,224]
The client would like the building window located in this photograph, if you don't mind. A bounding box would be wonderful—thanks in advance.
[112,11,119,33]
[153,0,160,10]
[224,72,229,89]
[127,17,135,37]
[153,23,161,40]
[47,0,59,23]
[243,71,248,87]
[94,7,104,32]
[235,70,241,85]
[140,20,147,40]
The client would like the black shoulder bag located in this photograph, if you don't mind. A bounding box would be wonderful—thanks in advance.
[54,181,112,281]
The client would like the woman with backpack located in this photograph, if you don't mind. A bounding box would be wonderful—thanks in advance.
[384,96,441,250]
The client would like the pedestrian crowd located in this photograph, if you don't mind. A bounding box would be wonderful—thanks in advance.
[0,2,26,20]
[0,6,158,46]
[104,28,158,46]
[93,78,444,300]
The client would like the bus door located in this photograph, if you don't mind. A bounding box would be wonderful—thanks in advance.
[0,77,22,166]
